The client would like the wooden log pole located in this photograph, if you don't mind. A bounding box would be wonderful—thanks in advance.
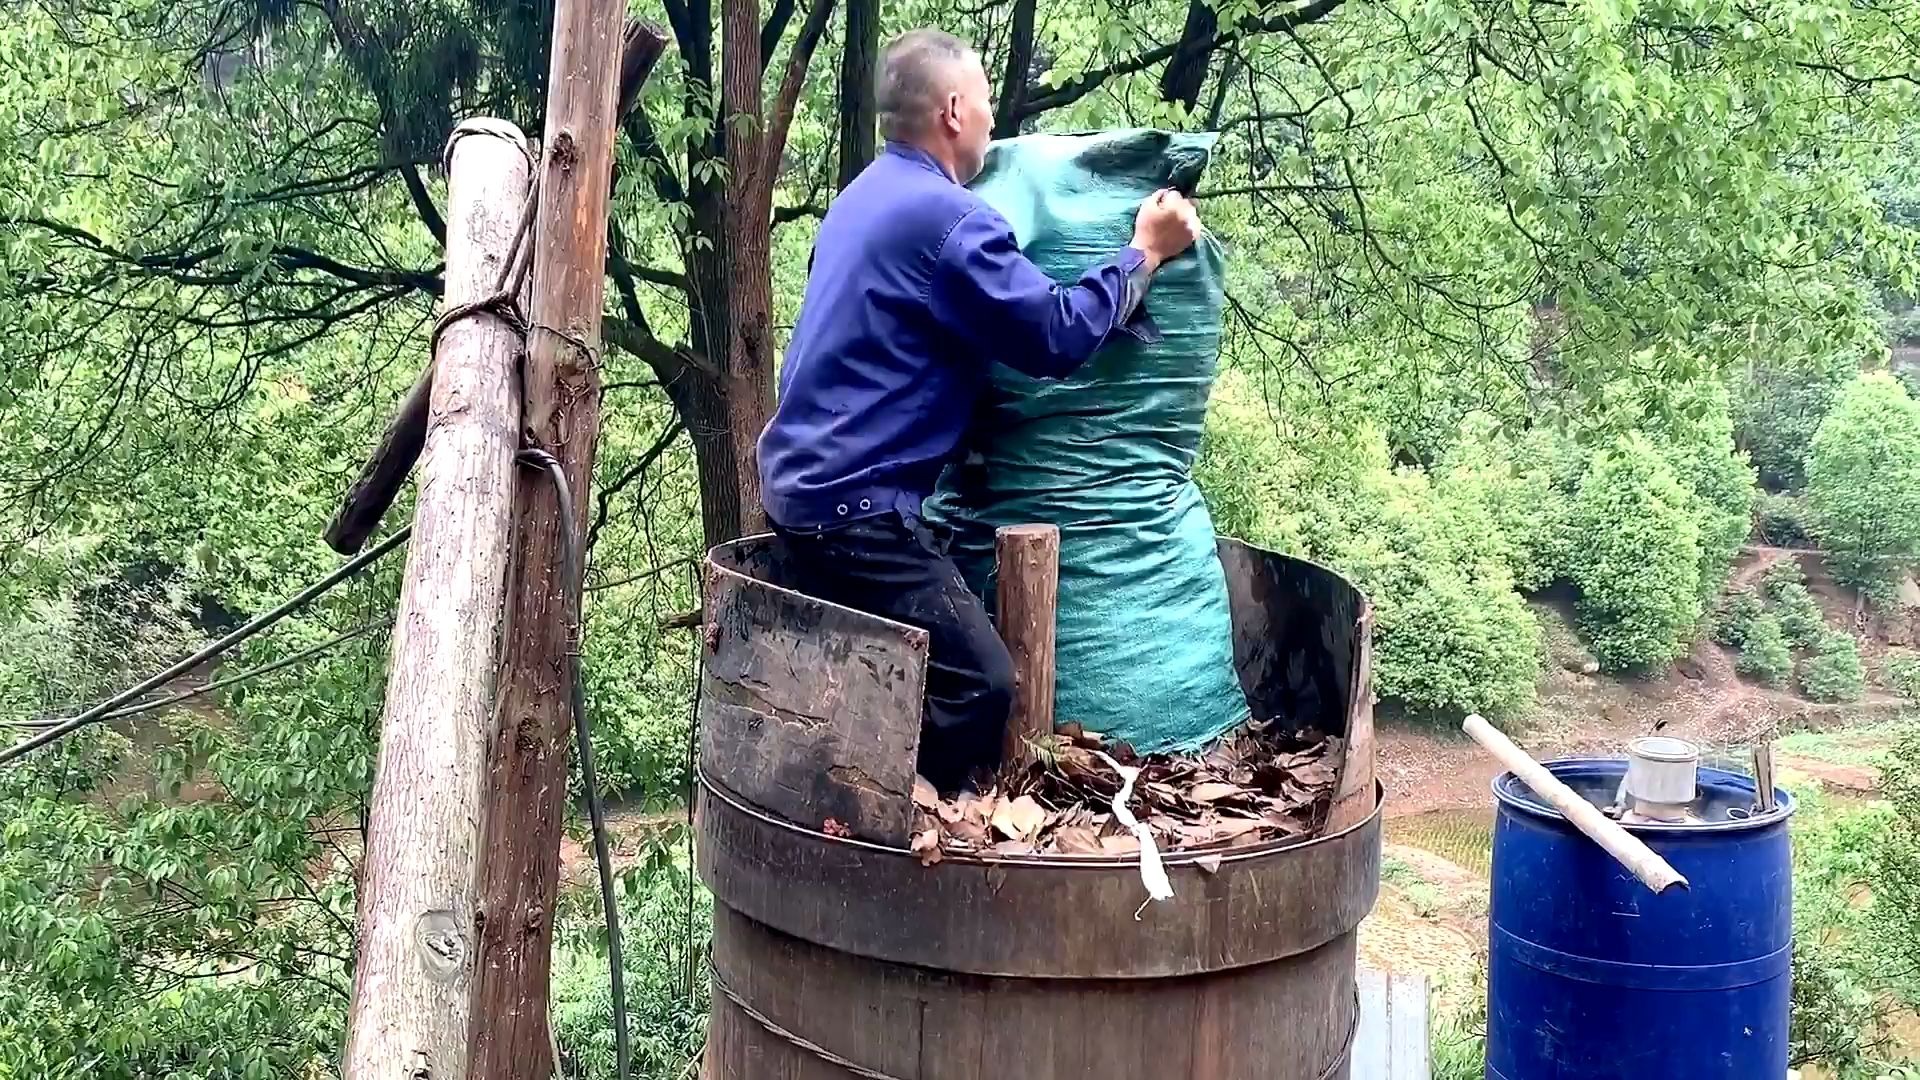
[319,19,670,557]
[1463,714,1689,894]
[996,524,1060,775]
[341,118,532,1080]
[465,4,636,1077]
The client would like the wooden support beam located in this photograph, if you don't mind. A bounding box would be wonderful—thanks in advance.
[319,20,670,557]
[466,2,632,1076]
[996,524,1060,775]
[342,117,532,1080]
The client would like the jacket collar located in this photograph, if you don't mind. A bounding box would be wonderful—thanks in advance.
[884,140,956,183]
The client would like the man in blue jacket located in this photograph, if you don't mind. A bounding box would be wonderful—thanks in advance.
[757,28,1201,793]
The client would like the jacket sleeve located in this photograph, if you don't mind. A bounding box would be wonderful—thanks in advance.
[928,206,1158,379]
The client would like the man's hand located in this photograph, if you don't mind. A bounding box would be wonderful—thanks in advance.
[1130,189,1202,272]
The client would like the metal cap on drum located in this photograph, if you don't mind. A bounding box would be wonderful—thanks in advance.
[1626,735,1700,813]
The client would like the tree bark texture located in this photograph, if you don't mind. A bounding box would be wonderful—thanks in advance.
[995,524,1060,775]
[342,117,531,1080]
[1158,0,1221,110]
[466,0,626,1074]
[992,0,1038,137]
[721,0,776,539]
[835,0,880,190]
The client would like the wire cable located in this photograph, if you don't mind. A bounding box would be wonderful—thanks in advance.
[517,447,631,1080]
[4,622,385,732]
[0,527,411,768]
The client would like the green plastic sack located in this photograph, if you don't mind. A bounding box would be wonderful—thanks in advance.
[924,129,1250,752]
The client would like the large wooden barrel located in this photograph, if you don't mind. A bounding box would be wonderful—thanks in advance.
[696,536,1381,1079]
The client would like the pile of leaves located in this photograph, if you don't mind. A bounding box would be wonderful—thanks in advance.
[908,722,1343,864]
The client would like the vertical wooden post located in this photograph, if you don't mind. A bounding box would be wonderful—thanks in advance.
[466,1,627,1076]
[996,524,1060,774]
[342,118,531,1080]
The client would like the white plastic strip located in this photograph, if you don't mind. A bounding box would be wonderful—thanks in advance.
[1094,750,1174,914]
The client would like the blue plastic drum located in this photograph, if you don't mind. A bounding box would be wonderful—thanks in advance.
[1487,759,1794,1079]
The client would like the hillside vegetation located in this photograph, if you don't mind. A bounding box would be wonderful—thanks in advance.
[6,0,1920,1075]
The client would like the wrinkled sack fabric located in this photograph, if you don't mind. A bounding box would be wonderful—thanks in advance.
[924,129,1249,752]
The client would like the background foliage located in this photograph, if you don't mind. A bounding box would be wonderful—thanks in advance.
[7,0,1920,1073]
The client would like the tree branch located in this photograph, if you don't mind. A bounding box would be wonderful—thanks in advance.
[587,421,686,554]
[399,162,447,247]
[604,315,716,381]
[773,202,826,224]
[765,0,841,176]
[760,0,799,73]
[1016,0,1348,119]
[8,214,444,296]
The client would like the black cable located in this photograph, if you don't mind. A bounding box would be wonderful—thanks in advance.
[0,527,412,768]
[517,447,630,1080]
[5,622,385,732]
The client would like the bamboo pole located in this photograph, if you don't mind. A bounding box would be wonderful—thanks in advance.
[1463,714,1689,894]
[342,117,532,1080]
[996,524,1059,775]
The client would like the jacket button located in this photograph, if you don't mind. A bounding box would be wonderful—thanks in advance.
[836,504,848,516]
[859,498,872,511]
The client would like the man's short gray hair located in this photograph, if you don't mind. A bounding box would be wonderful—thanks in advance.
[876,29,975,142]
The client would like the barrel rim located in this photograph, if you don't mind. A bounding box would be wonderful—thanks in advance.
[699,769,1383,977]
[1492,756,1796,832]
[705,532,1379,621]
[699,766,1381,866]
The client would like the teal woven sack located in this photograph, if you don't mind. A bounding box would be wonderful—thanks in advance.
[924,129,1249,752]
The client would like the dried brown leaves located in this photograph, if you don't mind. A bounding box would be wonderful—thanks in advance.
[911,722,1342,862]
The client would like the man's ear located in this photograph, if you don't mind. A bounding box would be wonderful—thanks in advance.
[944,92,960,133]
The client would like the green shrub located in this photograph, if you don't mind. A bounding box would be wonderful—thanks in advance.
[1736,614,1793,687]
[1801,632,1866,703]
[1323,469,1544,721]
[1764,557,1809,597]
[1884,652,1920,700]
[1789,940,1887,1072]
[1734,348,1857,491]
[1569,434,1705,671]
[1655,384,1757,597]
[1200,392,1542,720]
[1713,587,1765,648]
[552,833,711,1080]
[1431,1006,1488,1080]
[1807,373,1920,588]
[1435,416,1574,592]
[1871,724,1920,1006]
[1755,491,1814,547]
[1775,581,1830,650]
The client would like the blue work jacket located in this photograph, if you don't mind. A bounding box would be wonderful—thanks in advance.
[757,141,1151,530]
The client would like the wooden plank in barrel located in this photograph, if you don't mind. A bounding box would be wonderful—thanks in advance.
[1215,537,1377,830]
[1328,606,1377,831]
[699,542,929,846]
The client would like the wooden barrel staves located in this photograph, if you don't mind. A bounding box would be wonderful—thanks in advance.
[696,535,1382,1079]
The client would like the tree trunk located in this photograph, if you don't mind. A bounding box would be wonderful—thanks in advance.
[993,0,1037,138]
[466,0,626,1073]
[342,118,530,1080]
[836,0,880,189]
[721,0,776,539]
[1158,0,1220,111]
